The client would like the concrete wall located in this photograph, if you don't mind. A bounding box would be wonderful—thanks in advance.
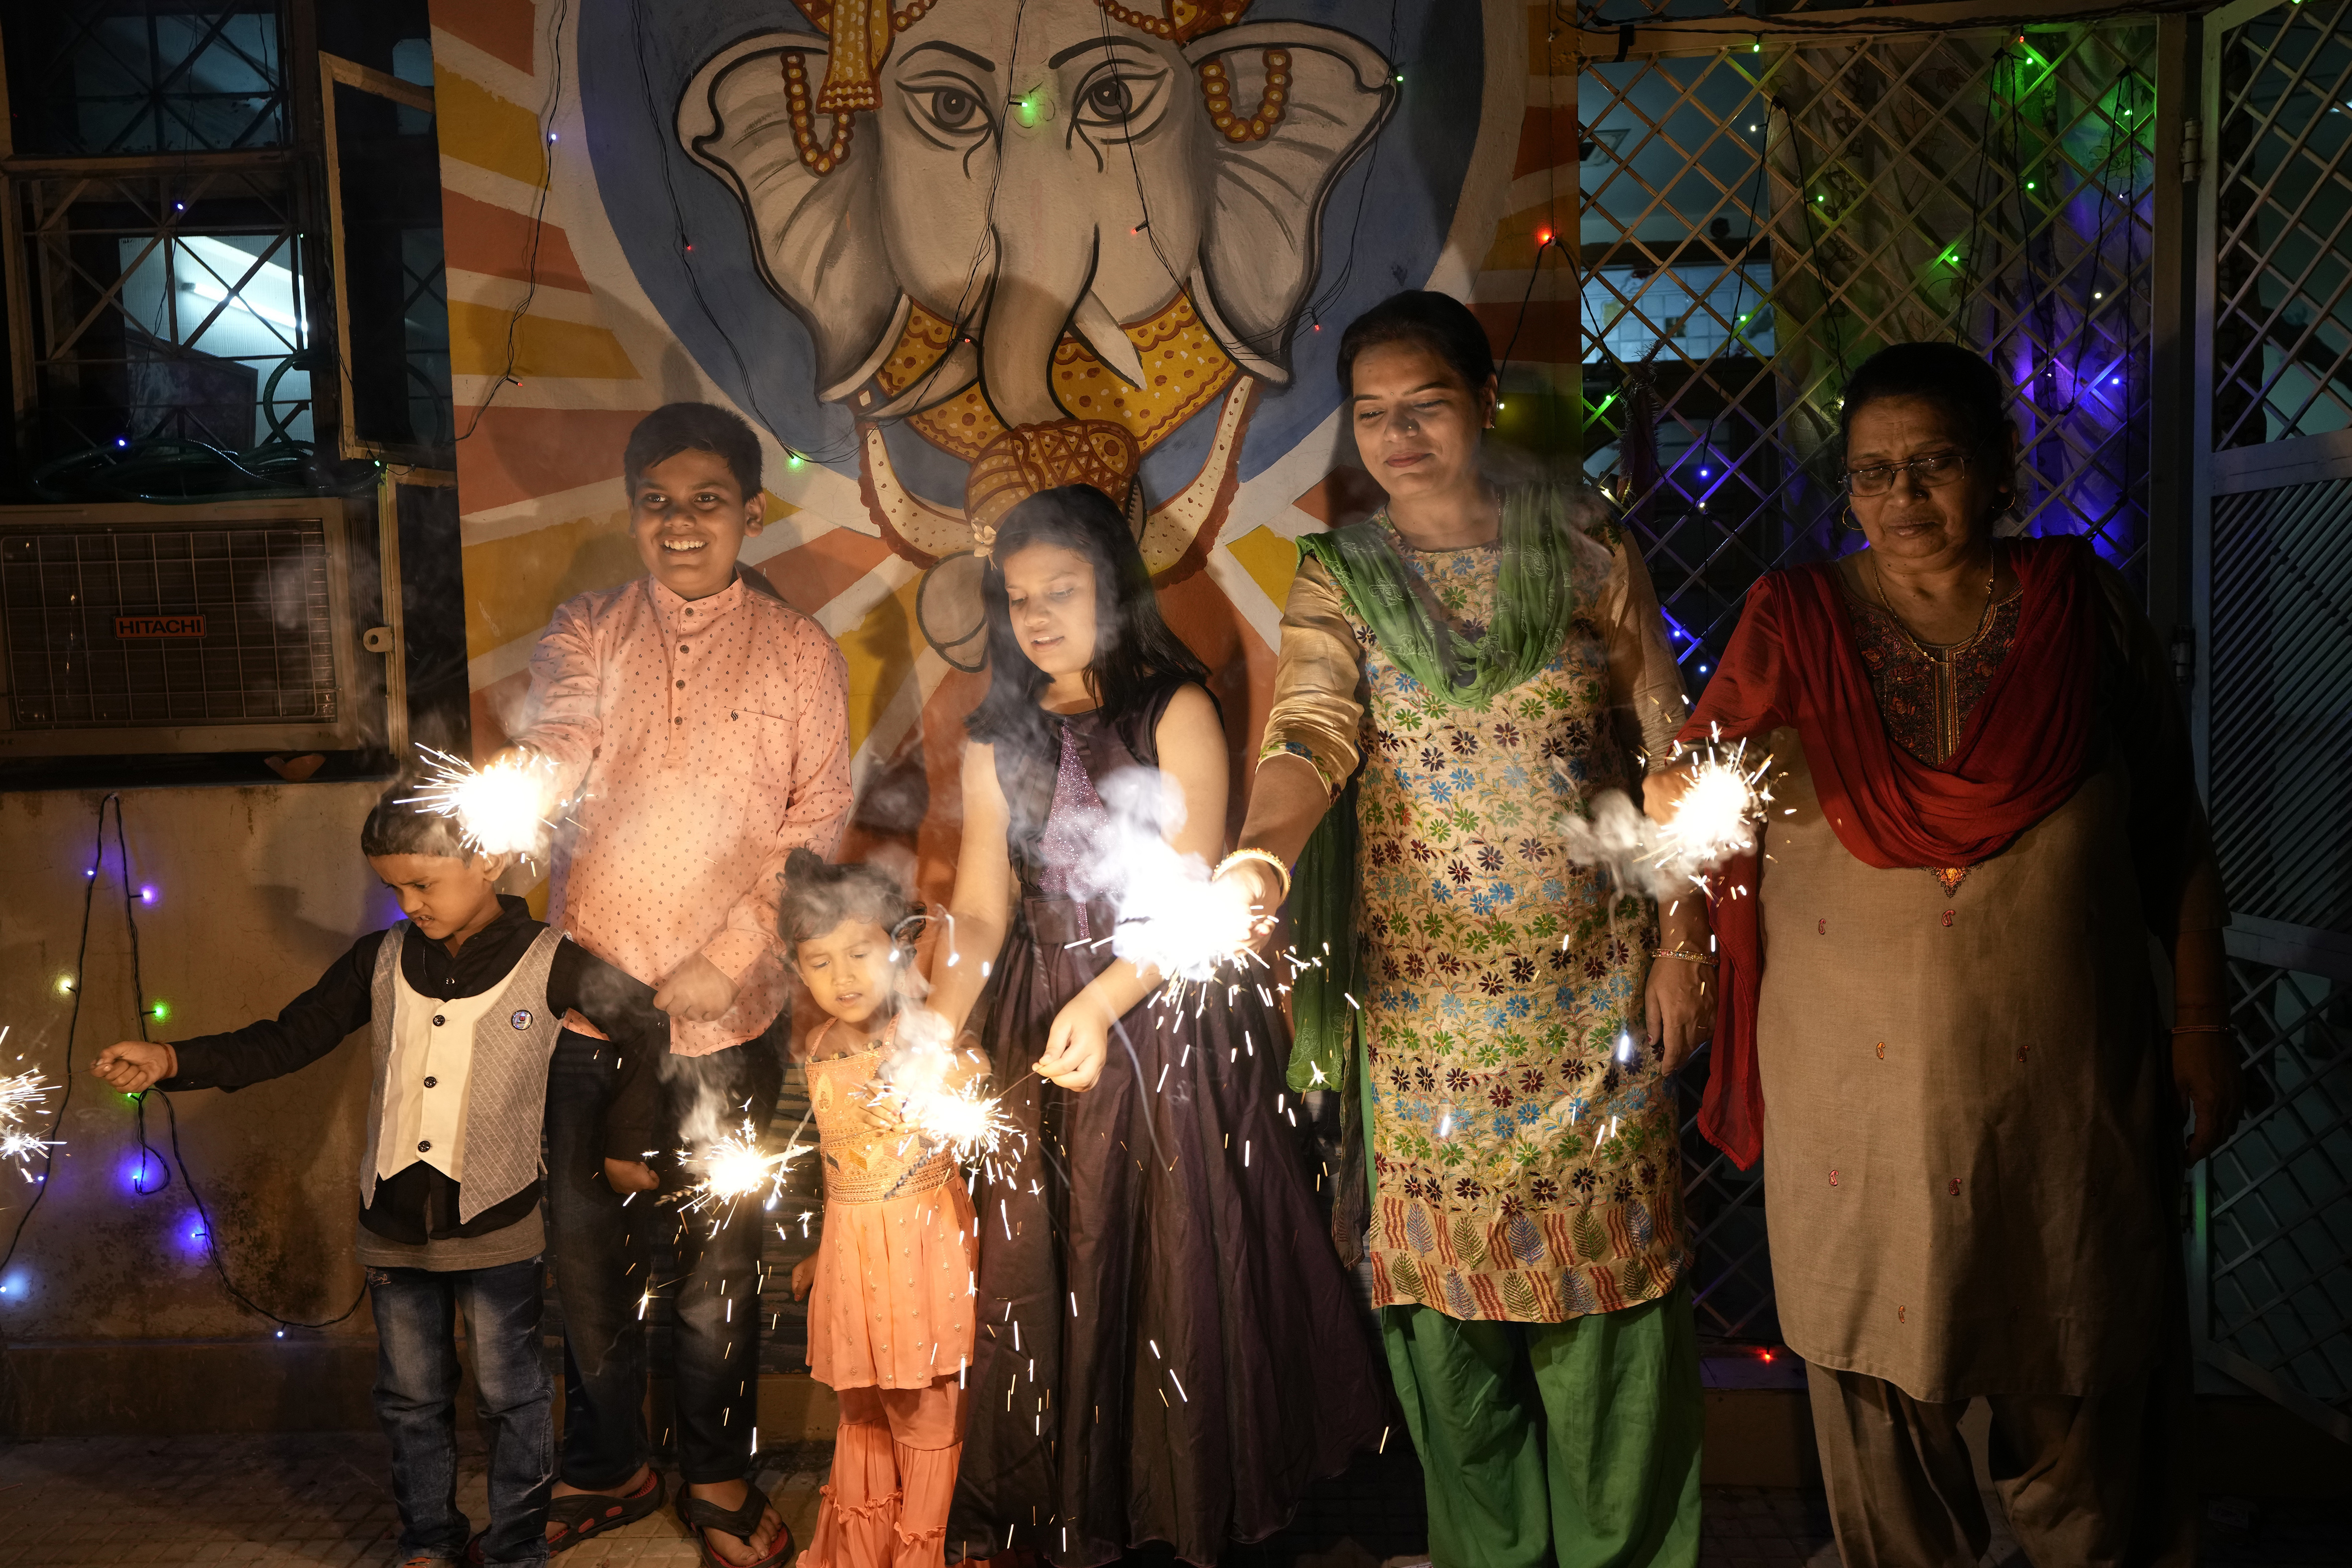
[0,784,389,1381]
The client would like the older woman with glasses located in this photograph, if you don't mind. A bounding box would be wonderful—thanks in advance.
[1671,341,2241,1567]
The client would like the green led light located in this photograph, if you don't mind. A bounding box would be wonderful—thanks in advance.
[150,1000,171,1022]
[1015,94,1040,126]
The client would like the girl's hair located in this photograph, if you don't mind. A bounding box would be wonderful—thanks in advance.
[1336,289,1497,402]
[360,780,473,860]
[964,484,1208,765]
[779,848,916,952]
[1838,342,2013,457]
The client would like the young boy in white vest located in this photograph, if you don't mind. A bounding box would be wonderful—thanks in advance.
[93,784,669,1568]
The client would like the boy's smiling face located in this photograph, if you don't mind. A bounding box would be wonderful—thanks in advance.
[629,447,765,600]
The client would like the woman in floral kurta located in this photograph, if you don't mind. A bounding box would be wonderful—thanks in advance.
[1218,291,1708,1568]
[1322,522,1690,1320]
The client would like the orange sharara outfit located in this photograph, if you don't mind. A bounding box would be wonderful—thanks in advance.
[801,1019,979,1568]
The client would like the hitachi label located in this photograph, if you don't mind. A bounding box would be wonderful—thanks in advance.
[113,615,207,638]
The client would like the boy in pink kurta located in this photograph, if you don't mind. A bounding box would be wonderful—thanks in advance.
[508,403,852,1568]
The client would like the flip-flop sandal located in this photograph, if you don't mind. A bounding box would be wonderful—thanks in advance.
[541,1468,666,1556]
[676,1477,796,1568]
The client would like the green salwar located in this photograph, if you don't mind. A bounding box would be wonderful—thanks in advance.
[1381,1286,1702,1568]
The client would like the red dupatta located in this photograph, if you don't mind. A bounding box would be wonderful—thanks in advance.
[1678,535,2100,1167]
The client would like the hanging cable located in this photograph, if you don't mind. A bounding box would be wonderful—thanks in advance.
[457,0,569,442]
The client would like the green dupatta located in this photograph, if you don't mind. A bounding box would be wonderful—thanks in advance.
[1285,486,1596,1098]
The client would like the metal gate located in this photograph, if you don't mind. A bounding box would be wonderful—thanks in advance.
[2189,0,2352,1446]
[1531,4,2166,1348]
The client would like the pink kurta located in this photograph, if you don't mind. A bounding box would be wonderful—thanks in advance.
[803,1041,978,1392]
[514,572,853,1055]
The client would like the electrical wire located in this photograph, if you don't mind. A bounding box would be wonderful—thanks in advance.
[0,799,107,1280]
[457,0,570,443]
[0,793,366,1330]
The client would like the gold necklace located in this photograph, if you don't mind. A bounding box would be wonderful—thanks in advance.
[1869,545,1999,660]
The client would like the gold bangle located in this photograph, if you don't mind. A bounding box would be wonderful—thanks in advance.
[1649,946,1718,967]
[1215,847,1292,902]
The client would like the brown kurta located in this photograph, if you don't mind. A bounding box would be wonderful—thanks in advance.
[1753,560,2224,1401]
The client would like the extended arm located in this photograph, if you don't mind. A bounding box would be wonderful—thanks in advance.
[1606,532,1714,1070]
[503,599,605,801]
[92,934,383,1093]
[1033,685,1230,1091]
[1223,557,1366,913]
[927,739,1016,1036]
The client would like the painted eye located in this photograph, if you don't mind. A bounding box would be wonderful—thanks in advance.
[1084,77,1133,121]
[928,88,980,131]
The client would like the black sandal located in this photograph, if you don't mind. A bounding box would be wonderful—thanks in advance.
[676,1478,795,1568]
[541,1468,666,1556]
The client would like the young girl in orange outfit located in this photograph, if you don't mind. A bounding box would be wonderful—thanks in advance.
[780,849,978,1568]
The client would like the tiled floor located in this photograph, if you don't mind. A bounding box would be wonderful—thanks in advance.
[0,1433,830,1568]
[0,1433,2342,1566]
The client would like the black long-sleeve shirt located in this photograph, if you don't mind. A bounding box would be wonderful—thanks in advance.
[160,896,664,1244]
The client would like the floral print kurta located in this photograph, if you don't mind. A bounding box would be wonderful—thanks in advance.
[1263,502,1691,1322]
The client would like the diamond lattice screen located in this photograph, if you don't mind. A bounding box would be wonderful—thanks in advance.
[2211,0,2352,450]
[2209,479,2352,939]
[1493,19,2160,1343]
[2209,958,2352,1435]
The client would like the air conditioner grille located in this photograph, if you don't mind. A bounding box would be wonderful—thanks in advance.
[1,525,339,729]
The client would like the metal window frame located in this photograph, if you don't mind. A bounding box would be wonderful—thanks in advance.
[2188,0,2352,1445]
[315,50,435,465]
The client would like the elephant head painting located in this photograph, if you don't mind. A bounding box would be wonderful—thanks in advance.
[677,0,1394,661]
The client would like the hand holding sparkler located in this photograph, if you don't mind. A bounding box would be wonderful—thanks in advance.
[398,746,563,859]
[602,1157,658,1193]
[1035,990,1116,1092]
[92,1040,177,1094]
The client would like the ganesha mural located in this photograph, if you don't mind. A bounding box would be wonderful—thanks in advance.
[675,0,1389,661]
[575,0,1480,666]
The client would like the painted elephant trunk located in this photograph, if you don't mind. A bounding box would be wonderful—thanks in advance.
[978,141,1113,429]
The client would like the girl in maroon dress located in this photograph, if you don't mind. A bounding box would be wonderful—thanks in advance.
[925,485,1383,1567]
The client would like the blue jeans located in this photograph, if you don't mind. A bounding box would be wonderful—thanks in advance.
[367,1256,552,1566]
[545,1028,781,1488]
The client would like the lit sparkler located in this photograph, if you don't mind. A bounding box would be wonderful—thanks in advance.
[397,746,562,858]
[678,1119,805,1225]
[864,1012,1021,1169]
[1650,729,1773,888]
[0,1066,59,1179]
[1111,865,1282,1001]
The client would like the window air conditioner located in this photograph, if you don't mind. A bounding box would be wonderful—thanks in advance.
[0,497,374,758]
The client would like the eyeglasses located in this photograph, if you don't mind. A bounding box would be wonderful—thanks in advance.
[1845,451,1974,496]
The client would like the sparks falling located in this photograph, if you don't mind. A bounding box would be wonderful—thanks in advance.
[0,1066,59,1179]
[398,746,562,858]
